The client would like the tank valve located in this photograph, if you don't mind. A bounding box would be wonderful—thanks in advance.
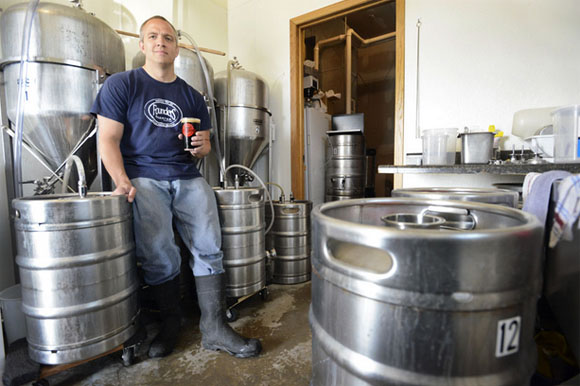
[234,174,240,189]
[68,0,84,9]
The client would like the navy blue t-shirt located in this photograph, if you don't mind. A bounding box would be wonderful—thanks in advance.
[91,67,210,181]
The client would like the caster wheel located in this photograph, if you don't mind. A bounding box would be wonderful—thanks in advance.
[121,346,136,367]
[225,308,238,322]
[260,288,269,301]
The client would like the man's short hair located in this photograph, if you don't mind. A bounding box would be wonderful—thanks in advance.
[139,16,178,43]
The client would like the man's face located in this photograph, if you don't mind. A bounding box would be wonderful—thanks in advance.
[139,18,179,66]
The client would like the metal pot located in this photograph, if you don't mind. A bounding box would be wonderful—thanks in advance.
[460,132,494,164]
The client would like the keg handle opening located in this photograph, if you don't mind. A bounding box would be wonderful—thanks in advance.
[324,238,397,277]
[61,155,87,198]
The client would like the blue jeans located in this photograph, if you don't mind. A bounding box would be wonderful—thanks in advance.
[131,177,224,285]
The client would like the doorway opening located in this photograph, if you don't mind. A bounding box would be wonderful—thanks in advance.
[290,0,405,200]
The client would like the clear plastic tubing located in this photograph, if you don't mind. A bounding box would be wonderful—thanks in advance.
[177,30,226,179]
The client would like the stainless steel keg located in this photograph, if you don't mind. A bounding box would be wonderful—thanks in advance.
[325,132,365,201]
[12,193,139,365]
[265,199,312,284]
[392,187,519,208]
[310,198,543,386]
[213,187,266,297]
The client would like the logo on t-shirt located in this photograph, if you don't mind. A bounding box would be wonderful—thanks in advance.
[144,98,183,128]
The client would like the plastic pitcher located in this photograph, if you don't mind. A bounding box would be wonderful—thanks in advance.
[422,128,458,165]
[552,105,580,162]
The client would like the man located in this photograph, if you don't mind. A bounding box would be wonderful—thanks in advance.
[91,15,261,359]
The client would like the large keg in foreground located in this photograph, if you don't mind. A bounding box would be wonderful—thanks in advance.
[265,199,312,284]
[392,187,519,208]
[325,131,365,201]
[310,198,543,386]
[213,187,266,297]
[12,193,139,365]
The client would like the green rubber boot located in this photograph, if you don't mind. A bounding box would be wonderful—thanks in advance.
[195,274,262,358]
[148,276,181,358]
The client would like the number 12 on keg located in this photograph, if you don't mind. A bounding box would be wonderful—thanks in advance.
[495,316,521,357]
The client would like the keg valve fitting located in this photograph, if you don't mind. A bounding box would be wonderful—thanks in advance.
[62,155,87,198]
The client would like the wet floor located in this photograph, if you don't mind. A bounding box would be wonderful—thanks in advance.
[35,282,313,386]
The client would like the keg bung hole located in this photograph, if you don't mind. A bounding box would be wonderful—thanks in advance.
[327,239,394,275]
[381,213,445,230]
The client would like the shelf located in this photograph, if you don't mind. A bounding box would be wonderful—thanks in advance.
[378,163,580,175]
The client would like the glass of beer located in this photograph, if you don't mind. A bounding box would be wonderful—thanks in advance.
[181,117,201,150]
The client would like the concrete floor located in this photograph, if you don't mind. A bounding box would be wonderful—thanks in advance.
[38,282,313,386]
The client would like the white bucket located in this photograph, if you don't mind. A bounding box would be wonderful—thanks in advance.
[0,284,27,345]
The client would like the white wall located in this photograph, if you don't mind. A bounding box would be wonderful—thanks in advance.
[228,0,338,194]
[403,0,580,188]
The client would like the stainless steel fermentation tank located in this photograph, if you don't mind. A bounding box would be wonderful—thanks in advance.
[325,131,365,201]
[310,198,543,386]
[0,2,125,191]
[12,193,139,365]
[215,62,271,180]
[213,186,266,297]
[265,199,312,284]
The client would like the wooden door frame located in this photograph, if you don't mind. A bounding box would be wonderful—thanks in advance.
[289,0,405,199]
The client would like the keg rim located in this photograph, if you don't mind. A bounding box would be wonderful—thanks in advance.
[313,197,541,238]
[391,187,519,208]
[12,192,117,204]
[392,187,520,196]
